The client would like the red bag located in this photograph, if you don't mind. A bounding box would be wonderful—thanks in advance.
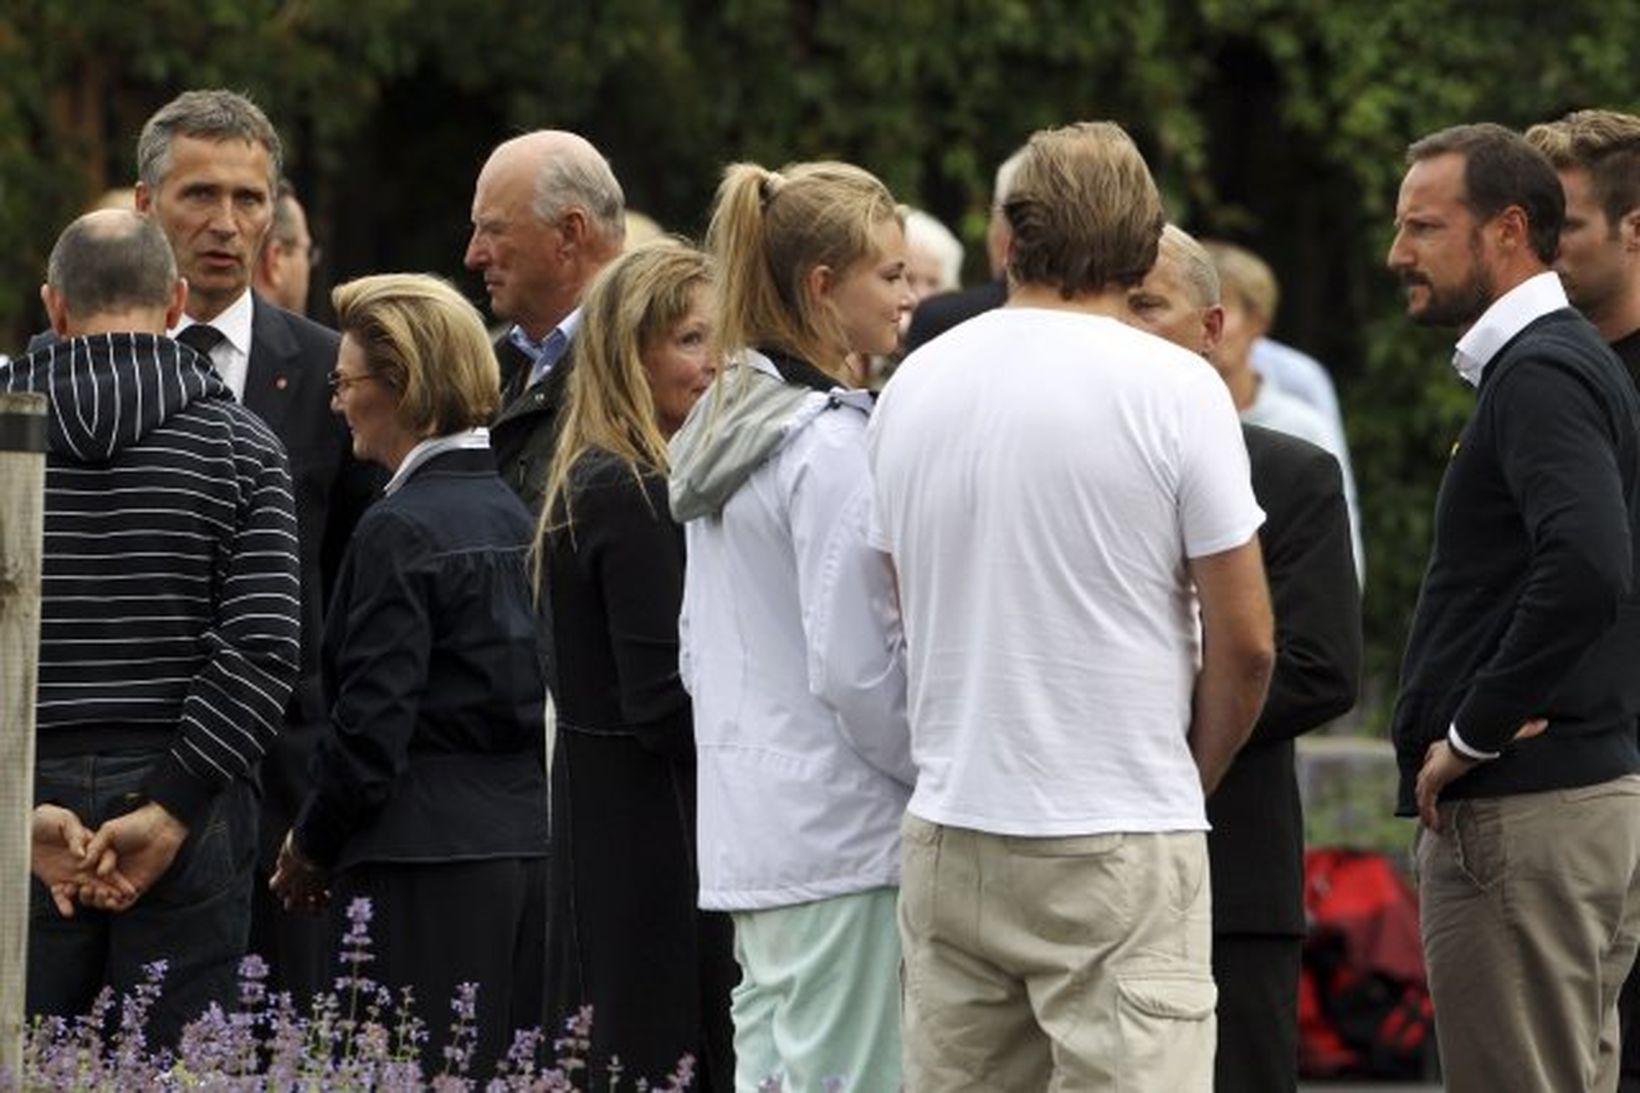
[1298,847,1434,1078]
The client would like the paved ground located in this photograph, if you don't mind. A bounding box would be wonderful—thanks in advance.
[1309,1073,1640,1092]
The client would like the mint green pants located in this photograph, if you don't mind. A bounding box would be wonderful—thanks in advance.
[730,887,903,1093]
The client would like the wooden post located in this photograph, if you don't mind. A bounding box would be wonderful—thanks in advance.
[0,392,46,1081]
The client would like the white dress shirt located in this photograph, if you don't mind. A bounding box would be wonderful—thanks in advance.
[172,289,256,401]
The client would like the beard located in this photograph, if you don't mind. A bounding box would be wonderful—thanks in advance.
[1402,231,1494,328]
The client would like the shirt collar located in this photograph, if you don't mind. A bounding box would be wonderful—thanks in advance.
[382,427,491,496]
[1451,271,1567,386]
[509,308,582,368]
[172,288,255,357]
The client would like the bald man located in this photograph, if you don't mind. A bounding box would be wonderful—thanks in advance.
[5,209,299,1046]
[1125,225,1362,1093]
[464,130,625,513]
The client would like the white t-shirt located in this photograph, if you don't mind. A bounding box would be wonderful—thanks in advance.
[867,307,1264,836]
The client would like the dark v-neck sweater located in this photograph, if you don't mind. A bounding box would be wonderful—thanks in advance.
[1392,309,1640,813]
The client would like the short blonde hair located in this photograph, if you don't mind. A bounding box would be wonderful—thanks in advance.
[1005,121,1165,298]
[707,160,900,378]
[1527,110,1640,227]
[1203,240,1279,321]
[331,273,499,438]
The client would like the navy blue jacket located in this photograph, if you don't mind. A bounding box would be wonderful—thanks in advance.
[295,447,548,869]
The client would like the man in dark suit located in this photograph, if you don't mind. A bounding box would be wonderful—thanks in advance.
[1124,223,1363,1093]
[902,145,1023,354]
[464,130,625,513]
[129,89,377,1001]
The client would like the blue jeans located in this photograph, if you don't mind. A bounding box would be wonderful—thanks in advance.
[28,750,258,1047]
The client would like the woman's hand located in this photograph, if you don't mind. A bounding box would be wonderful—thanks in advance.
[269,829,331,913]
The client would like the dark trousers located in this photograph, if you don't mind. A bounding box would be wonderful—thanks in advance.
[332,856,548,1080]
[28,751,258,1049]
[1213,933,1303,1093]
[246,722,331,1004]
[547,729,737,1090]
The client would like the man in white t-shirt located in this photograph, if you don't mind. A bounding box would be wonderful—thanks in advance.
[869,121,1275,1092]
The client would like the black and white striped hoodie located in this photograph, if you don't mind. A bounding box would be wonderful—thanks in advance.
[2,333,300,826]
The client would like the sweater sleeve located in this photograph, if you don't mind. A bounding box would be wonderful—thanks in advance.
[1451,358,1633,754]
[294,509,433,868]
[141,413,302,827]
[569,462,693,756]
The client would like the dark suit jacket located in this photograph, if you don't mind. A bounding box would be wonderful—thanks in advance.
[242,295,381,721]
[903,278,1008,354]
[1208,425,1362,937]
[491,333,577,515]
[242,296,385,868]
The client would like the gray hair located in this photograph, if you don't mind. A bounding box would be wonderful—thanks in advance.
[533,146,626,247]
[270,177,302,243]
[904,208,965,291]
[48,210,178,315]
[993,146,1029,207]
[1160,225,1221,308]
[137,89,283,194]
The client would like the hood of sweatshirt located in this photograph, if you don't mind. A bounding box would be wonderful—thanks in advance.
[2,333,229,463]
[667,348,852,522]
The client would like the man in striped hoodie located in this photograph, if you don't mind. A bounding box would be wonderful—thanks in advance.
[5,209,299,1044]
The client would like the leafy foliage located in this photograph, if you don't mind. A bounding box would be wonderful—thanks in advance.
[4,0,1640,713]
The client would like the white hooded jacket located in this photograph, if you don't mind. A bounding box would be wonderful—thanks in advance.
[669,348,913,911]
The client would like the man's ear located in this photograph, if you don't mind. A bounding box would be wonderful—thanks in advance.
[165,278,187,330]
[1202,304,1226,358]
[1493,204,1530,255]
[558,208,589,255]
[1620,207,1640,253]
[42,284,71,336]
[255,238,284,289]
[133,181,154,215]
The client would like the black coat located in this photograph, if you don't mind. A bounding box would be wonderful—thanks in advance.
[491,333,577,515]
[903,279,1008,354]
[1208,425,1362,937]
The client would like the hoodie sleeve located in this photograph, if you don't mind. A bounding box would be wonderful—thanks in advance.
[785,406,915,787]
[140,410,301,827]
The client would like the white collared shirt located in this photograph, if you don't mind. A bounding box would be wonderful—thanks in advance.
[171,289,255,401]
[382,428,490,496]
[1451,271,1568,387]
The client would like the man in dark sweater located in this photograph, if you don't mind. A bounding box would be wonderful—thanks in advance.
[1387,122,1640,1093]
[7,210,299,1046]
[1528,106,1640,1093]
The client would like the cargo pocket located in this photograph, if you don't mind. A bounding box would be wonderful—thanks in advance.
[1116,972,1217,1092]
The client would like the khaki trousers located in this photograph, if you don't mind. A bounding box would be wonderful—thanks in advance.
[1418,774,1640,1093]
[898,815,1215,1092]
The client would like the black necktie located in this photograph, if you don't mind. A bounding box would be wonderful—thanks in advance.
[177,324,225,359]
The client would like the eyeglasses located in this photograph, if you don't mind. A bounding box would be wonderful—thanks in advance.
[327,369,377,393]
